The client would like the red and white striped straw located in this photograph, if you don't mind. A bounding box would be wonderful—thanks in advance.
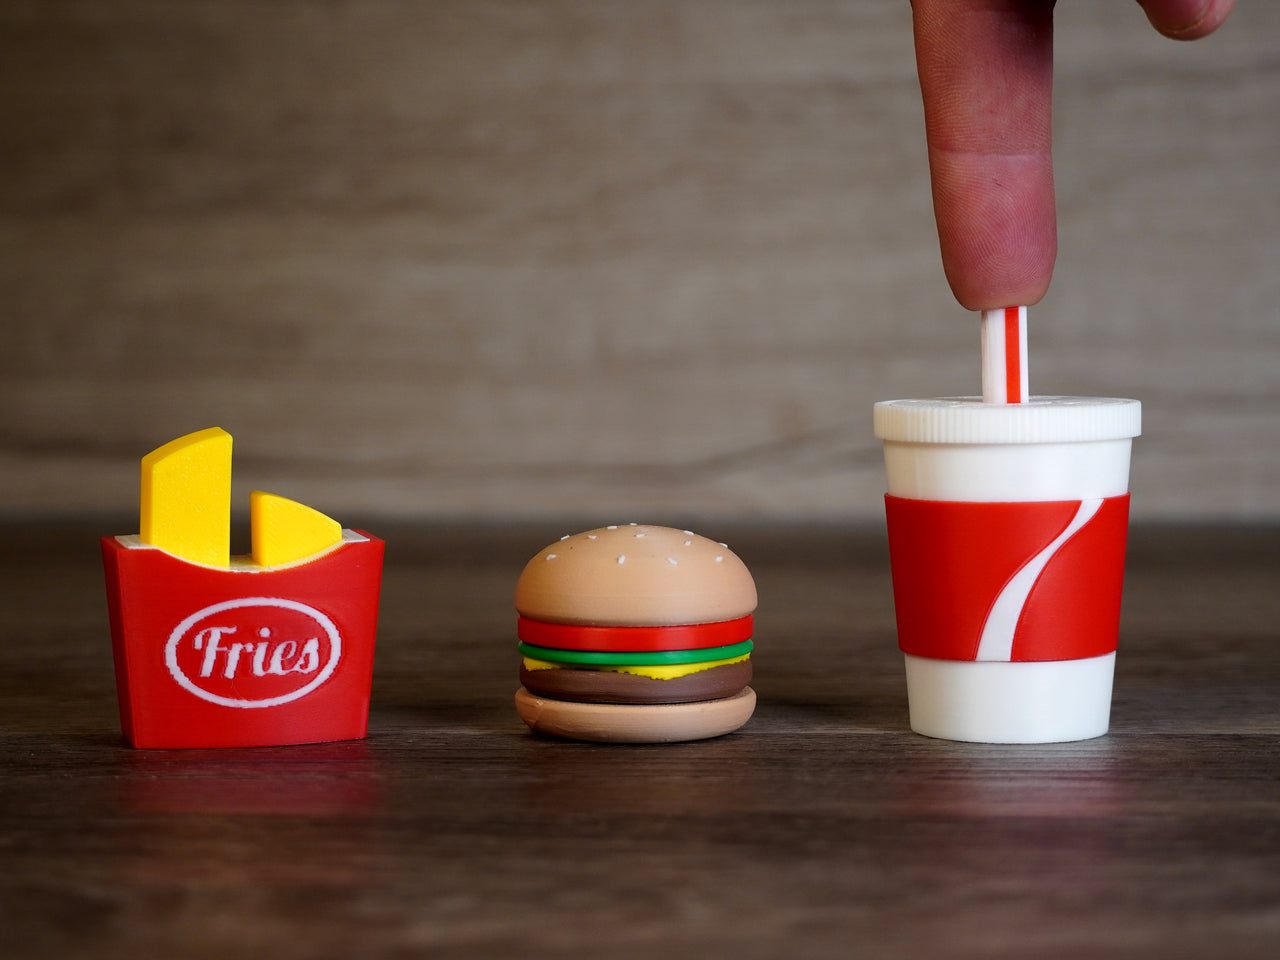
[981,306,1028,404]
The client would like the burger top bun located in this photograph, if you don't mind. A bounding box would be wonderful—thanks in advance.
[515,524,757,627]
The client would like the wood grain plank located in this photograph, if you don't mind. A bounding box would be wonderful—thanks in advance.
[0,522,1278,958]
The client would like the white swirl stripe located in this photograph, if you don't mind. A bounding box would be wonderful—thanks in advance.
[975,498,1104,662]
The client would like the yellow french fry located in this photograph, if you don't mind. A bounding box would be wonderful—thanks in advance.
[250,490,343,567]
[139,427,232,567]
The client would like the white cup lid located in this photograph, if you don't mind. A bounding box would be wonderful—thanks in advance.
[874,396,1141,445]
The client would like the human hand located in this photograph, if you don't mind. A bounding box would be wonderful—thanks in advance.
[910,0,1235,310]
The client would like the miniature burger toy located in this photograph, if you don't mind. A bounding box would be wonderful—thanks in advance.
[513,524,758,743]
[101,427,384,749]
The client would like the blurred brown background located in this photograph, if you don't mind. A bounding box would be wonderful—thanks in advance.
[1,1,1275,524]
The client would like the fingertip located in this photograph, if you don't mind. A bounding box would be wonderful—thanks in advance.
[1138,0,1235,41]
[939,216,1057,310]
[944,250,1054,312]
[932,151,1057,312]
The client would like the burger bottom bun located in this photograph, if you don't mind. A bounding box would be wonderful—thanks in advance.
[518,659,752,705]
[514,686,756,744]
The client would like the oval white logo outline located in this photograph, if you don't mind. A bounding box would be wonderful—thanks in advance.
[164,597,342,709]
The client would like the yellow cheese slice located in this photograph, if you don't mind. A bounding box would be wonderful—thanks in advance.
[521,653,749,681]
[140,427,232,567]
[250,490,343,567]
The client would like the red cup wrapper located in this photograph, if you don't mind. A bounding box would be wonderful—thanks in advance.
[885,495,1130,662]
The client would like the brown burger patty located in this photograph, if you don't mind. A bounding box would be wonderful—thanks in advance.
[519,658,752,705]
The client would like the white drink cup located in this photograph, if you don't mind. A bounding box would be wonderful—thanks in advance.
[873,396,1141,743]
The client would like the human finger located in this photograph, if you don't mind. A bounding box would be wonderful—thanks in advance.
[1136,0,1235,40]
[910,1,1058,310]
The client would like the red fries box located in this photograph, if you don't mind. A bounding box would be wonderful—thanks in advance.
[102,428,383,749]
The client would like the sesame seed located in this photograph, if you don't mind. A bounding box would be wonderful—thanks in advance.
[718,542,728,548]
[607,525,618,530]
[683,540,692,546]
[546,554,557,560]
[635,532,645,538]
[666,557,678,565]
[616,555,626,564]
[587,534,597,540]
[560,535,570,541]
[683,530,694,536]
[715,556,724,563]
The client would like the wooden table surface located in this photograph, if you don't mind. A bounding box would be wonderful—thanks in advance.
[2,520,1278,959]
